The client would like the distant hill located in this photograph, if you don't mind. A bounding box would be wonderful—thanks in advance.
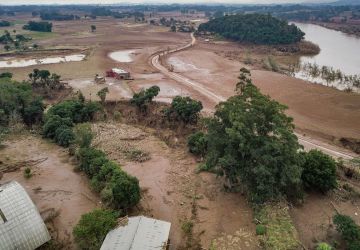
[330,0,360,5]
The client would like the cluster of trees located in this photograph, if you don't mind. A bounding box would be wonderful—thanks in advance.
[0,77,44,130]
[299,62,360,90]
[164,96,203,124]
[23,21,52,32]
[40,11,80,21]
[130,86,203,125]
[0,20,10,27]
[90,7,145,21]
[198,14,305,45]
[29,69,64,94]
[42,98,101,147]
[187,68,337,203]
[130,85,160,112]
[0,30,32,51]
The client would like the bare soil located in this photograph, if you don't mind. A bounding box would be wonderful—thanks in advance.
[91,121,259,249]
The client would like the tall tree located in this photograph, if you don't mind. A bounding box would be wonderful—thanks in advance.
[205,70,303,203]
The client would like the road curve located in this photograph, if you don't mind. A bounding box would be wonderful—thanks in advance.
[149,33,356,160]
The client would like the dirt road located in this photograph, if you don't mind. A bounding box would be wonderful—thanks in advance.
[150,33,356,160]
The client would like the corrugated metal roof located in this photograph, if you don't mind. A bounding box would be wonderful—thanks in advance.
[100,216,171,250]
[0,181,51,250]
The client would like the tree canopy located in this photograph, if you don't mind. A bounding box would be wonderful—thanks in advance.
[198,13,305,45]
[23,21,52,32]
[204,70,303,203]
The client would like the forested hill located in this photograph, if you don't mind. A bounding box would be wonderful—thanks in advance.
[198,14,305,45]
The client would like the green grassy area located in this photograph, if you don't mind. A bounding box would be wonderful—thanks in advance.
[255,203,301,250]
[11,20,27,25]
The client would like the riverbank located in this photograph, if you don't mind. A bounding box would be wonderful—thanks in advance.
[312,22,360,38]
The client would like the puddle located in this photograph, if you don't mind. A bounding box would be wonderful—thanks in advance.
[0,54,85,68]
[109,50,136,63]
[168,57,210,75]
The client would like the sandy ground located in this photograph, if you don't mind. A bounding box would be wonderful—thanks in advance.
[0,134,100,249]
[165,42,360,147]
[92,122,259,249]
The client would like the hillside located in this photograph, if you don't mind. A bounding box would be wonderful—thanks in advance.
[198,14,305,45]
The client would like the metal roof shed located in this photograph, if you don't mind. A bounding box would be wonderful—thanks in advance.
[0,181,51,250]
[100,216,171,250]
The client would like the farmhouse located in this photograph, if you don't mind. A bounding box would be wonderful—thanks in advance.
[100,216,171,250]
[0,181,51,250]
[106,68,131,80]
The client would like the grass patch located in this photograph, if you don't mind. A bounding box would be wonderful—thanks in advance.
[123,148,151,162]
[254,203,300,250]
[26,31,57,40]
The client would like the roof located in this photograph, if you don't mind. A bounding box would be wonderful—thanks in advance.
[100,216,171,250]
[0,181,51,250]
[112,68,129,74]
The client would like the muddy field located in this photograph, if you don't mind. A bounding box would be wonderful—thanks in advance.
[0,12,360,250]
[0,134,100,249]
[165,41,360,149]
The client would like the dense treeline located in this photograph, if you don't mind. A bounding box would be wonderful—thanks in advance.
[23,21,52,32]
[0,78,44,129]
[198,14,305,45]
[40,11,79,21]
[0,20,11,27]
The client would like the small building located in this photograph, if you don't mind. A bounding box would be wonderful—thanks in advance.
[100,216,171,250]
[106,68,131,80]
[0,181,51,250]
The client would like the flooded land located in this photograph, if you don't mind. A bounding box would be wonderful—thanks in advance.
[0,5,359,250]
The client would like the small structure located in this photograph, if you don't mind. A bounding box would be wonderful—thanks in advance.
[106,68,131,80]
[0,181,51,250]
[95,74,106,84]
[100,216,171,250]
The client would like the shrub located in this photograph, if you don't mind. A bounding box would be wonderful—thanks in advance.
[256,224,266,235]
[0,72,13,78]
[74,123,93,148]
[24,167,32,179]
[165,96,203,124]
[333,214,360,244]
[181,220,194,235]
[301,150,337,192]
[110,170,141,209]
[54,126,75,147]
[43,115,73,139]
[316,243,332,250]
[73,209,117,250]
[187,131,207,156]
[77,147,107,177]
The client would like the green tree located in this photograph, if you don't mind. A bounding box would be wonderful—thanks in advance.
[74,123,94,148]
[130,85,160,112]
[187,131,207,157]
[301,150,337,193]
[205,73,303,203]
[316,243,332,250]
[54,126,75,147]
[165,96,203,124]
[333,214,360,249]
[73,209,117,250]
[110,170,141,209]
[97,87,109,105]
[91,25,96,32]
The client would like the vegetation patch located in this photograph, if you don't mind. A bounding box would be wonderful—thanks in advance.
[255,204,301,250]
[198,14,304,45]
[123,148,151,162]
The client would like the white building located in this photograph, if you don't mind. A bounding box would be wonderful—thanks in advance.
[0,181,51,250]
[100,216,171,250]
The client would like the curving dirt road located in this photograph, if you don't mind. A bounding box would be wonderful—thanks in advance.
[150,33,356,160]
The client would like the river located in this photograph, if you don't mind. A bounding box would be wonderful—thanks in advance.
[293,22,360,91]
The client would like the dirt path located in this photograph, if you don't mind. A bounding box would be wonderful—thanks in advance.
[150,34,358,160]
[0,135,100,249]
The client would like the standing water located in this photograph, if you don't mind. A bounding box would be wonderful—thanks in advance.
[0,54,85,68]
[293,22,360,91]
[109,50,136,63]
